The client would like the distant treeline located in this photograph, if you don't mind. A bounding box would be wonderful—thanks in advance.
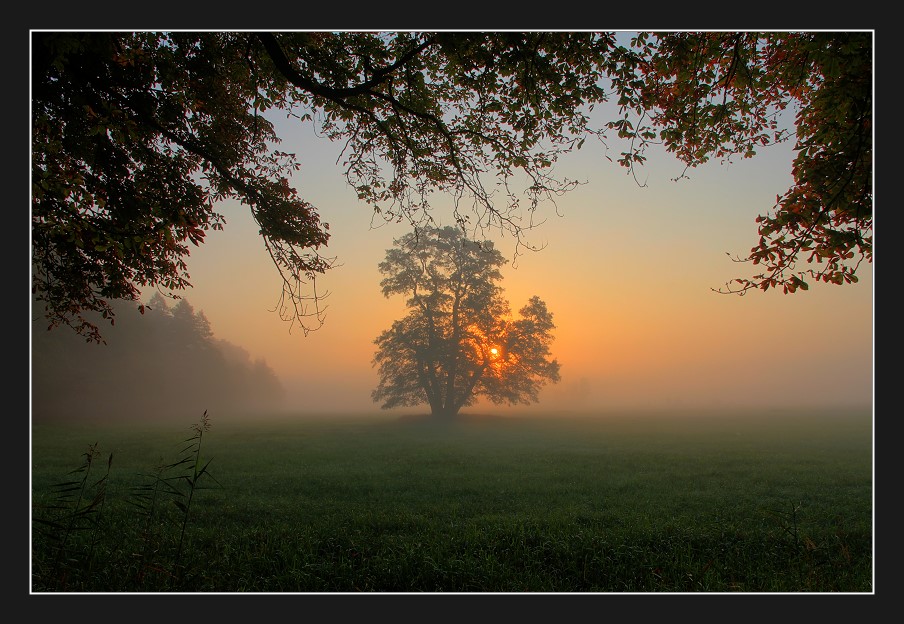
[32,293,285,423]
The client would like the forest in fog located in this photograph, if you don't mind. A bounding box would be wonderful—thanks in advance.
[31,294,285,423]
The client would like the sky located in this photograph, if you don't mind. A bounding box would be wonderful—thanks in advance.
[132,97,872,417]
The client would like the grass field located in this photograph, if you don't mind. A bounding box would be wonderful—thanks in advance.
[30,407,873,593]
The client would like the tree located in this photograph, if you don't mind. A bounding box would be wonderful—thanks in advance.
[371,226,560,417]
[607,32,872,295]
[31,31,872,341]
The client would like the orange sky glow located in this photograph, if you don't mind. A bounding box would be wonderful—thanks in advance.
[137,105,873,417]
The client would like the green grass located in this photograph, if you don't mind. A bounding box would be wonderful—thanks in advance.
[30,407,873,593]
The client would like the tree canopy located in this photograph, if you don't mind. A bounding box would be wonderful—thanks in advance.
[372,226,560,417]
[31,31,872,341]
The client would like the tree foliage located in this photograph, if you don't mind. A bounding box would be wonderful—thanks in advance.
[372,226,560,417]
[607,32,872,294]
[31,31,872,341]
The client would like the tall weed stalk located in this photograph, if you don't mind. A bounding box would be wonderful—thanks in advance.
[170,410,217,584]
[33,411,217,592]
[32,442,113,591]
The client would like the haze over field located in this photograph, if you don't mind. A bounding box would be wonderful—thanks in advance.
[31,99,873,422]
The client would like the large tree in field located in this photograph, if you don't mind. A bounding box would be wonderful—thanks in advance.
[372,226,560,417]
[31,31,872,342]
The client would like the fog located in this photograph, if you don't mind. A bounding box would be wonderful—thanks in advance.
[31,290,872,427]
[31,296,287,425]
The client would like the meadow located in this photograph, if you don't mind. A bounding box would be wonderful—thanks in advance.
[30,407,873,593]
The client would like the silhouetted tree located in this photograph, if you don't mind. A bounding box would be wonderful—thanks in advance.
[32,32,871,342]
[372,226,560,417]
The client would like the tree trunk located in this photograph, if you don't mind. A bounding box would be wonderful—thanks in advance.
[431,404,461,418]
